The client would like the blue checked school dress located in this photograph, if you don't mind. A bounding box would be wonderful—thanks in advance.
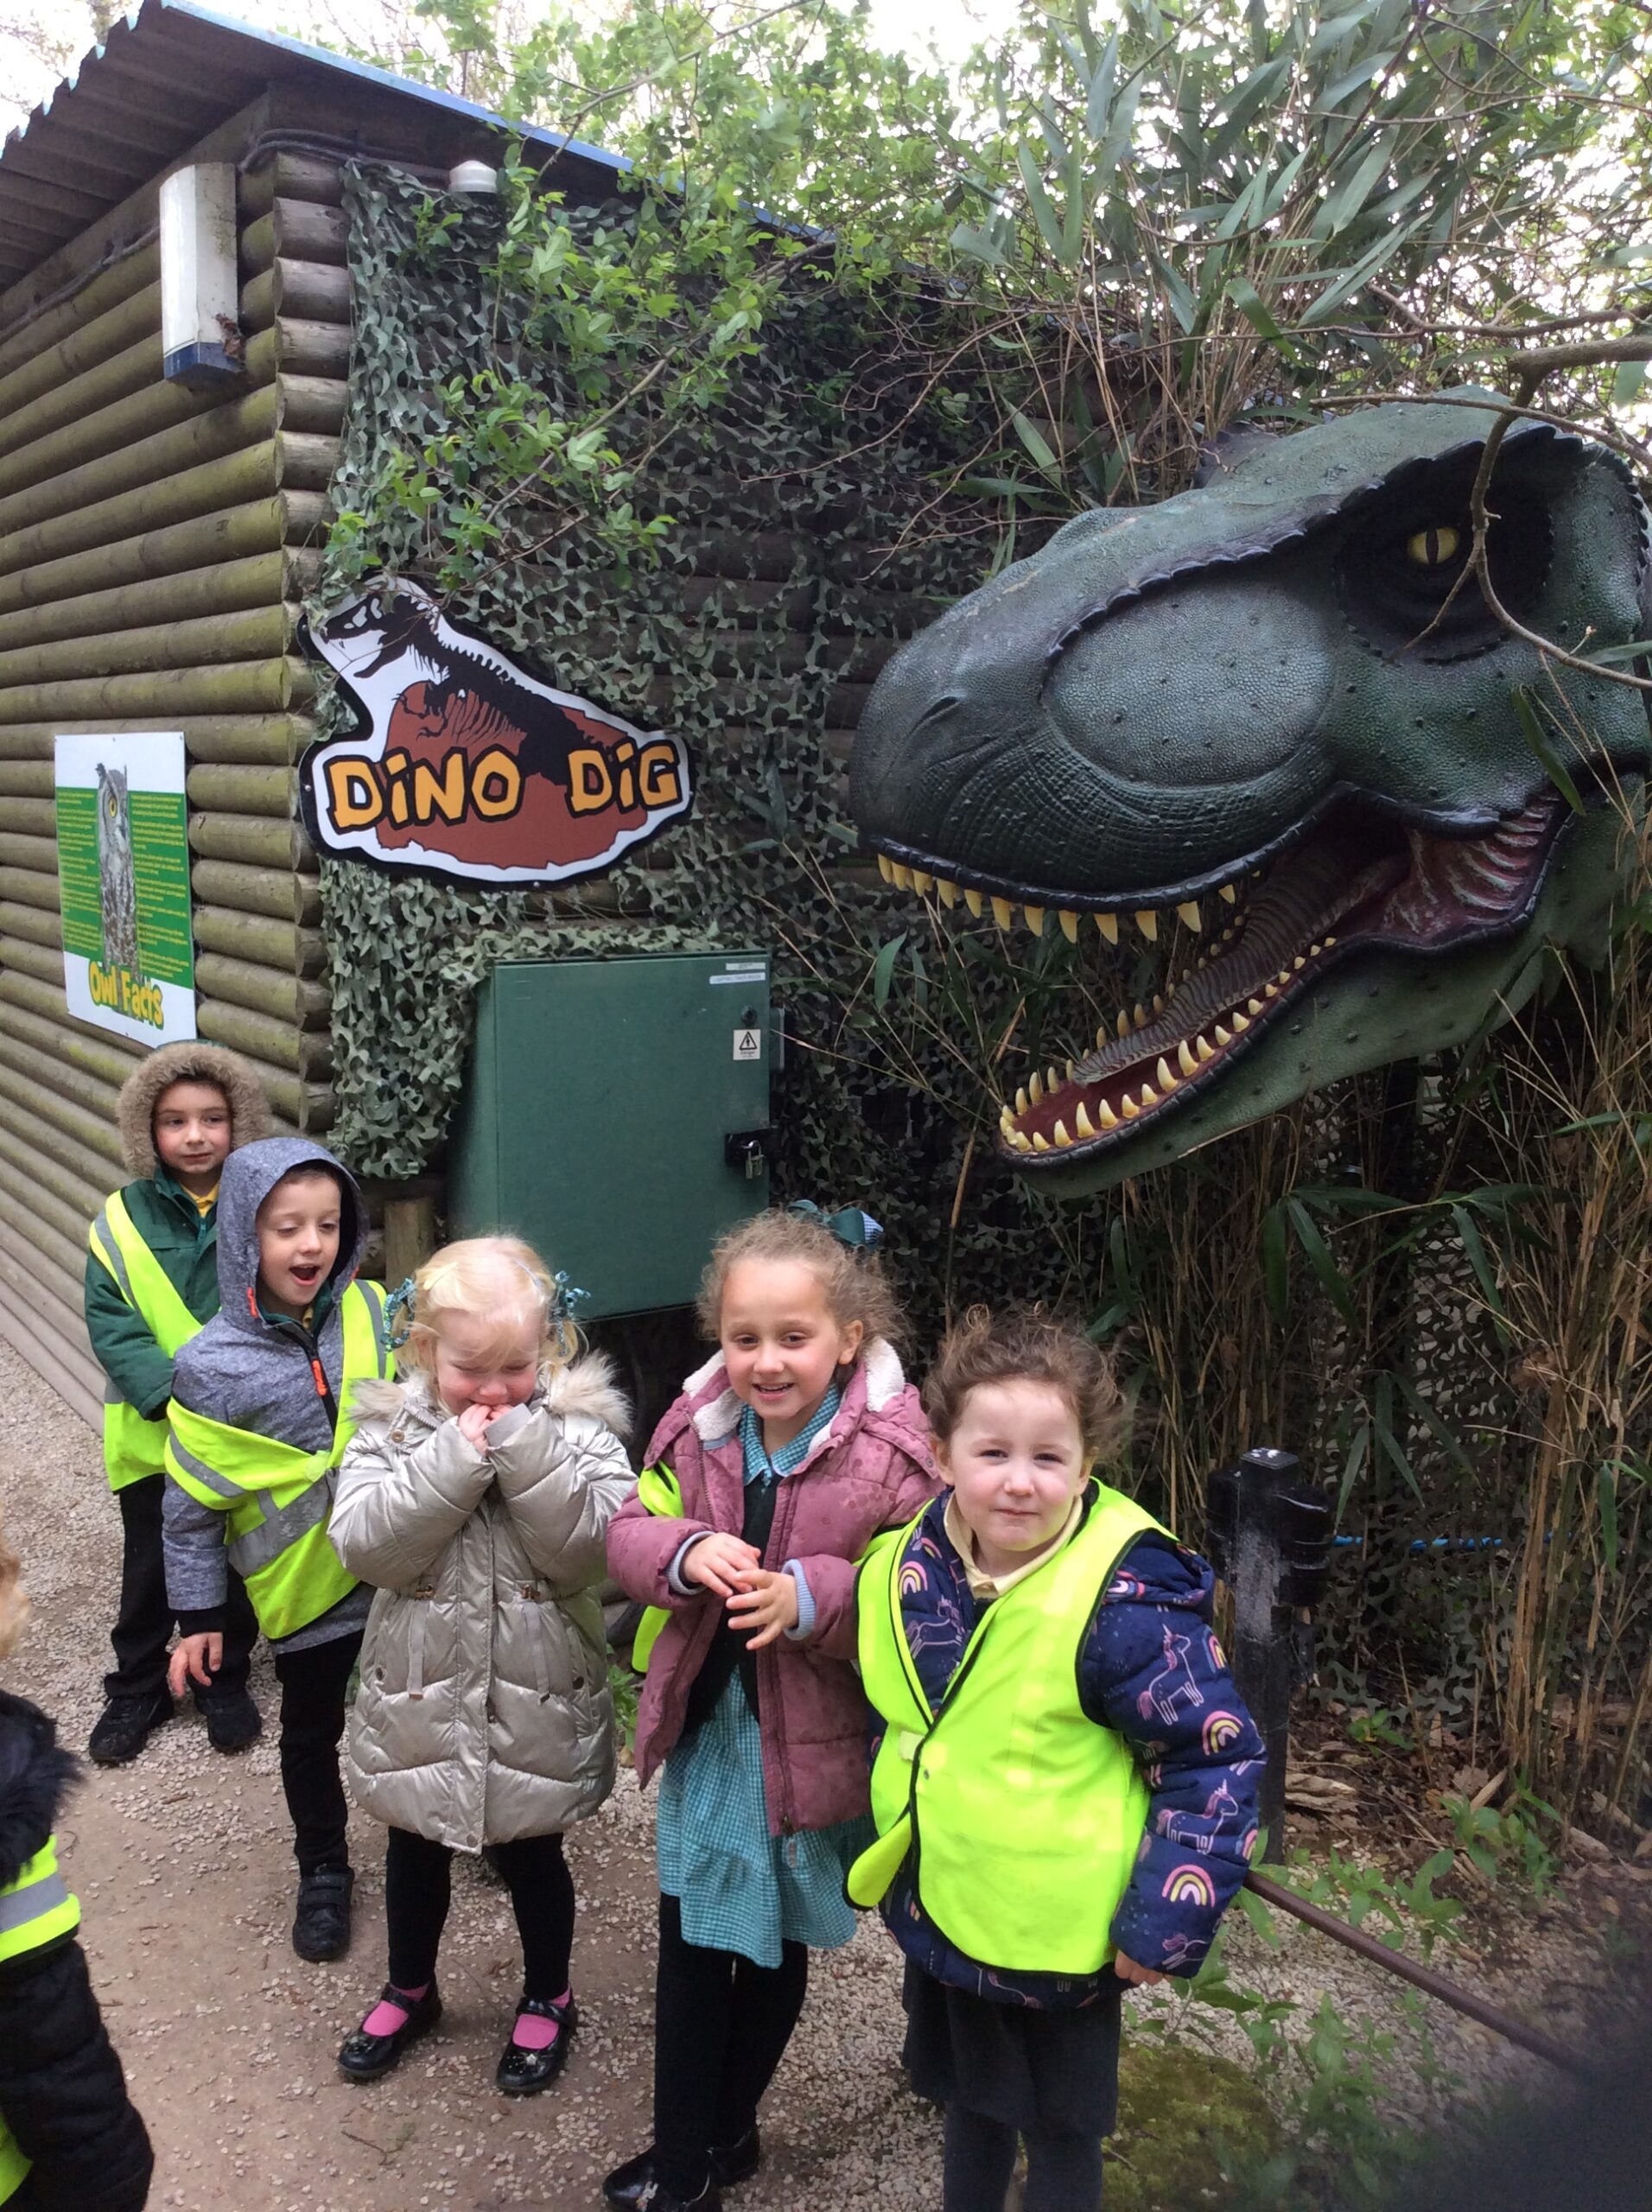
[655,1383,874,1967]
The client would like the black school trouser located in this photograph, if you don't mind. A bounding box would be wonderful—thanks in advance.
[271,1629,362,1875]
[384,1826,576,1999]
[942,2104,1103,2211]
[105,1471,258,1706]
[652,1892,810,2199]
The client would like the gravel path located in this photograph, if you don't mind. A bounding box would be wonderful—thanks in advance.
[0,1337,1631,2209]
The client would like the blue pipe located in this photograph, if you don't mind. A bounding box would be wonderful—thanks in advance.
[1332,1534,1507,1553]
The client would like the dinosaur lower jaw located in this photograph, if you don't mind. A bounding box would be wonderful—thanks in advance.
[873,793,1566,1165]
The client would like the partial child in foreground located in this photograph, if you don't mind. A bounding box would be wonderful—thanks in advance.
[604,1206,940,2212]
[0,1511,154,2212]
[83,1043,270,1766]
[850,1306,1264,2212]
[163,1139,391,1963]
[328,1236,632,2094]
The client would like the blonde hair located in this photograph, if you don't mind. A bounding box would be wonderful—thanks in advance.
[401,1235,577,1377]
[0,1508,29,1662]
[695,1208,904,1350]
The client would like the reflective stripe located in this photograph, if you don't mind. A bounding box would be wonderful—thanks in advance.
[167,1433,242,1500]
[89,1208,131,1299]
[0,1868,69,1938]
[226,1477,334,1577]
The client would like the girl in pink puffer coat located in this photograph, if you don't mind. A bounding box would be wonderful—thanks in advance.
[603,1206,939,2212]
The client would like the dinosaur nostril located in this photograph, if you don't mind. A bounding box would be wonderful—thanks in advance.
[908,695,962,736]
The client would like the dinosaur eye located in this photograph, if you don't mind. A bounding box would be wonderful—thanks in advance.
[1406,525,1460,568]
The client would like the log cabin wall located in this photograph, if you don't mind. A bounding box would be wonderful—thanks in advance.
[0,125,348,1421]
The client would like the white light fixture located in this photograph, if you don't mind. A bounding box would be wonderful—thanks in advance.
[448,160,499,194]
[159,162,242,387]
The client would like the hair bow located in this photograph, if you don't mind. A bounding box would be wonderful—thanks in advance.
[787,1199,884,1255]
[384,1274,417,1351]
[550,1270,590,1324]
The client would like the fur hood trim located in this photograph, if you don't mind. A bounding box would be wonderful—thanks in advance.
[685,1336,907,1443]
[350,1351,632,1440]
[116,1043,274,1178]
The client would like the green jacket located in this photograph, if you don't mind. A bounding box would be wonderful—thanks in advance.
[83,1173,220,1421]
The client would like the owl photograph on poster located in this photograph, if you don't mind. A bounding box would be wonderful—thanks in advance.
[96,760,142,977]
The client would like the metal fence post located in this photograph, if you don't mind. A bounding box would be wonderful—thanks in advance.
[1205,1446,1333,1859]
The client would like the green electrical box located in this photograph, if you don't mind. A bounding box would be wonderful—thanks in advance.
[449,951,773,1319]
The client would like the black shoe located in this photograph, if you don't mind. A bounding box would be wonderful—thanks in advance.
[198,1687,261,1753]
[87,1690,173,1766]
[292,1866,353,1961]
[495,1992,577,2096]
[601,2158,722,2212]
[711,2131,759,2189]
[338,1982,442,2081]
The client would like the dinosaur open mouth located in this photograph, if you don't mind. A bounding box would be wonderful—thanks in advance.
[873,792,1566,1164]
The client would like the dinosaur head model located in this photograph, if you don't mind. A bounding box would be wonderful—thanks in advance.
[850,391,1652,1192]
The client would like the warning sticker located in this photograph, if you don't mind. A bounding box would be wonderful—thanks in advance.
[733,1027,763,1062]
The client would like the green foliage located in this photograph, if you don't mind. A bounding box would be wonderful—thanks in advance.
[1442,1785,1560,1894]
[607,1657,641,1752]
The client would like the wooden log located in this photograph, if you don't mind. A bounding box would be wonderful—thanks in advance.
[0,1261,104,1433]
[0,902,60,948]
[383,1193,437,1286]
[194,951,329,1027]
[0,714,317,768]
[243,319,352,384]
[0,383,283,542]
[0,493,328,618]
[0,833,57,875]
[0,1029,123,1130]
[240,200,350,276]
[191,904,324,976]
[187,812,312,870]
[2,990,144,1085]
[0,1148,100,1255]
[0,1073,122,1197]
[274,430,341,495]
[0,1058,124,1173]
[0,1180,92,1304]
[0,349,226,503]
[0,761,51,797]
[0,332,160,465]
[191,857,321,926]
[197,995,331,1079]
[238,152,345,221]
[3,798,54,836]
[275,376,349,439]
[0,1222,98,1344]
[0,549,316,654]
[0,935,64,984]
[0,247,159,388]
[0,658,312,725]
[240,259,353,334]
[0,604,295,689]
[0,868,58,912]
[0,1122,110,1244]
[0,438,285,579]
[184,764,295,817]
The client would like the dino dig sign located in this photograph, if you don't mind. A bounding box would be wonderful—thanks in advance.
[300,582,692,885]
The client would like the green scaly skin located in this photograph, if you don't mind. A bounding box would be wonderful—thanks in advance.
[849,391,1652,1192]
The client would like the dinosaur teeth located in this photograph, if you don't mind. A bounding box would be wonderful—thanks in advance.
[1096,1023,1110,1048]
[1053,1118,1072,1148]
[1263,982,1280,999]
[1292,954,1306,970]
[1196,1034,1216,1063]
[1015,1085,1029,1115]
[999,1107,1014,1135]
[991,896,1014,930]
[892,863,913,889]
[1048,1065,1064,1091]
[877,854,894,882]
[1134,910,1159,942]
[1121,1093,1141,1120]
[1323,934,1337,948]
[912,869,933,894]
[1139,1081,1159,1107]
[937,878,959,906]
[1096,912,1119,944]
[1219,884,1237,904]
[1177,902,1202,931]
[1029,1071,1044,1106]
[1309,941,1323,957]
[1231,1010,1250,1031]
[1153,993,1166,1014]
[1032,1132,1052,1153]
[1248,997,1264,1015]
[1010,1131,1032,1153]
[1178,1039,1198,1077]
[1156,1057,1179,1092]
[964,888,984,917]
[1075,1103,1097,1138]
[1116,1011,1131,1039]
[1058,909,1080,943]
[1097,1099,1120,1128]
[1134,1002,1149,1028]
[1213,1025,1231,1047]
[1024,904,1046,937]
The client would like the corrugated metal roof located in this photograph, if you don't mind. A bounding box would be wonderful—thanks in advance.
[0,0,630,289]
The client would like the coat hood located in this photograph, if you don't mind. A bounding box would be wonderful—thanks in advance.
[116,1042,274,1179]
[0,1688,78,1890]
[350,1351,632,1440]
[213,1135,366,1330]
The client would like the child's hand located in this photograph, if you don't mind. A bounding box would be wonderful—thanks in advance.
[456,1402,499,1449]
[727,1567,800,1649]
[681,1532,761,1600]
[1114,1951,1166,1987]
[168,1632,222,1698]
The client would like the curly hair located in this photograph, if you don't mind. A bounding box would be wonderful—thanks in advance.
[696,1208,905,1349]
[400,1235,579,1376]
[922,1305,1126,1462]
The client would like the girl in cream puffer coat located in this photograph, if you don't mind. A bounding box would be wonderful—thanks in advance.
[327,1236,633,2097]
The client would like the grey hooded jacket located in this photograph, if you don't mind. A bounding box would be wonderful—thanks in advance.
[162,1135,378,1653]
[330,1361,633,1850]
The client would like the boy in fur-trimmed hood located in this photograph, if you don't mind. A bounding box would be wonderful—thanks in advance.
[84,1043,271,1770]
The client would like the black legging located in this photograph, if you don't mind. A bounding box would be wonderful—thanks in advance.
[652,1892,810,2199]
[271,1629,362,1874]
[943,2102,1103,2212]
[384,1825,575,1999]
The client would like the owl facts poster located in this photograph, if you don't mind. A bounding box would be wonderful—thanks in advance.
[54,733,197,1047]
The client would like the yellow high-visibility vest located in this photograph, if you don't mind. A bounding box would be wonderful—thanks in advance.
[0,1834,82,2204]
[164,1281,391,1643]
[629,1463,684,1674]
[848,1484,1166,1976]
[87,1188,205,1493]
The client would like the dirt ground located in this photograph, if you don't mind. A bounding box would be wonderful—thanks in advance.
[3,1336,1645,2212]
